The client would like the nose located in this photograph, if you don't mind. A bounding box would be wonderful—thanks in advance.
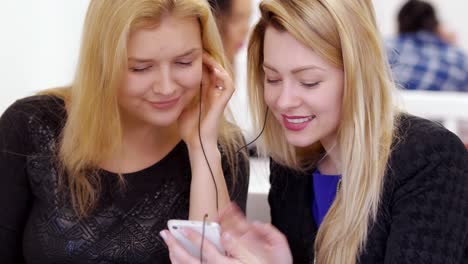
[153,65,176,96]
[275,81,302,111]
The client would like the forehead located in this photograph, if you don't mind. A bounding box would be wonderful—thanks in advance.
[263,27,327,69]
[127,15,202,58]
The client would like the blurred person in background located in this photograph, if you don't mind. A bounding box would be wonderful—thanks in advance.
[0,0,250,263]
[208,0,253,67]
[209,0,258,157]
[387,0,468,92]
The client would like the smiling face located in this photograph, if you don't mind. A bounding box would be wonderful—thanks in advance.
[263,26,344,148]
[119,14,203,129]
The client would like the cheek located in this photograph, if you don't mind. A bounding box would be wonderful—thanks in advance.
[304,85,343,122]
[332,96,343,125]
[263,89,276,110]
[331,71,345,112]
[123,73,153,97]
[175,64,202,90]
[329,82,344,117]
[263,87,277,108]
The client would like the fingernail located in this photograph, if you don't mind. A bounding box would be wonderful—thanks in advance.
[214,68,220,74]
[160,230,167,241]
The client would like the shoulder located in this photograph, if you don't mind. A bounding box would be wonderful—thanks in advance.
[386,34,417,51]
[387,113,468,187]
[0,95,66,151]
[269,158,310,192]
[394,114,465,155]
[269,158,292,181]
[269,158,310,177]
[2,95,65,123]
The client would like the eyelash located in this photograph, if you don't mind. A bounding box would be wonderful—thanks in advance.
[301,82,320,88]
[130,61,193,73]
[266,79,280,84]
[266,79,321,88]
[131,66,151,73]
[176,61,192,66]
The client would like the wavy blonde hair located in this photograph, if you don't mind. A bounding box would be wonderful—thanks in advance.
[248,0,397,262]
[44,0,245,217]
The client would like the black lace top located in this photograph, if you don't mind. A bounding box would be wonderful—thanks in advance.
[0,95,249,264]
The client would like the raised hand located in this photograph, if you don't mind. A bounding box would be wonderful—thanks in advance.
[177,53,234,149]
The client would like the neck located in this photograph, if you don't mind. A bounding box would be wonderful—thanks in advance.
[319,133,341,175]
[100,115,181,174]
[121,123,180,153]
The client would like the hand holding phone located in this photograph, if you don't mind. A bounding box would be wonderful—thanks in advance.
[167,219,225,258]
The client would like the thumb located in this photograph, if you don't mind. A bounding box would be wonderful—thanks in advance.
[221,232,257,262]
[250,222,286,245]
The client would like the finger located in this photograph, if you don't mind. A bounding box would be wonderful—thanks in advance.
[217,202,236,222]
[221,231,258,261]
[251,222,289,246]
[202,52,224,74]
[160,230,198,264]
[182,228,228,261]
[202,53,234,96]
[200,55,230,118]
[201,64,211,102]
[212,66,235,97]
[201,53,224,91]
[218,203,251,237]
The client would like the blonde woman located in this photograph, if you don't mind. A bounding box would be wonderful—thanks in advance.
[0,0,249,263]
[162,0,468,263]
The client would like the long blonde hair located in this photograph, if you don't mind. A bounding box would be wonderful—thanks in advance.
[44,0,245,217]
[247,0,397,262]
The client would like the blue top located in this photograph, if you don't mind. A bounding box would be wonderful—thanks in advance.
[311,170,341,227]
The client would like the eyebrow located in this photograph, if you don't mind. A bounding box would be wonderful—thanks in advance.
[175,48,201,59]
[262,63,325,74]
[128,48,201,63]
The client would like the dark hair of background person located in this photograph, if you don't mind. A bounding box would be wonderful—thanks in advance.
[398,0,439,34]
[208,0,232,16]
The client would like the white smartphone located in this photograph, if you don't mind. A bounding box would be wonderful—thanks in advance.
[167,219,225,258]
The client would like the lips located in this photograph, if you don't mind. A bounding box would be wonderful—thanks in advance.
[149,97,180,110]
[281,114,316,131]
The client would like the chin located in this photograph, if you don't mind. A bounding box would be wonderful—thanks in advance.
[286,136,316,148]
[146,110,182,127]
[284,132,319,148]
[150,119,177,128]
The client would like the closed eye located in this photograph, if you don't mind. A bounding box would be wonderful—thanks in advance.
[176,61,193,66]
[130,66,152,73]
[301,82,320,88]
[266,78,281,84]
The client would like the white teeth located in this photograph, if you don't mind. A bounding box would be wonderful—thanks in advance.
[286,116,315,124]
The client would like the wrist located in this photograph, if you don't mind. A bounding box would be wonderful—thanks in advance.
[186,139,219,153]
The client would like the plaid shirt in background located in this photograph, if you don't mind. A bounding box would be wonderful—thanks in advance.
[386,31,468,92]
